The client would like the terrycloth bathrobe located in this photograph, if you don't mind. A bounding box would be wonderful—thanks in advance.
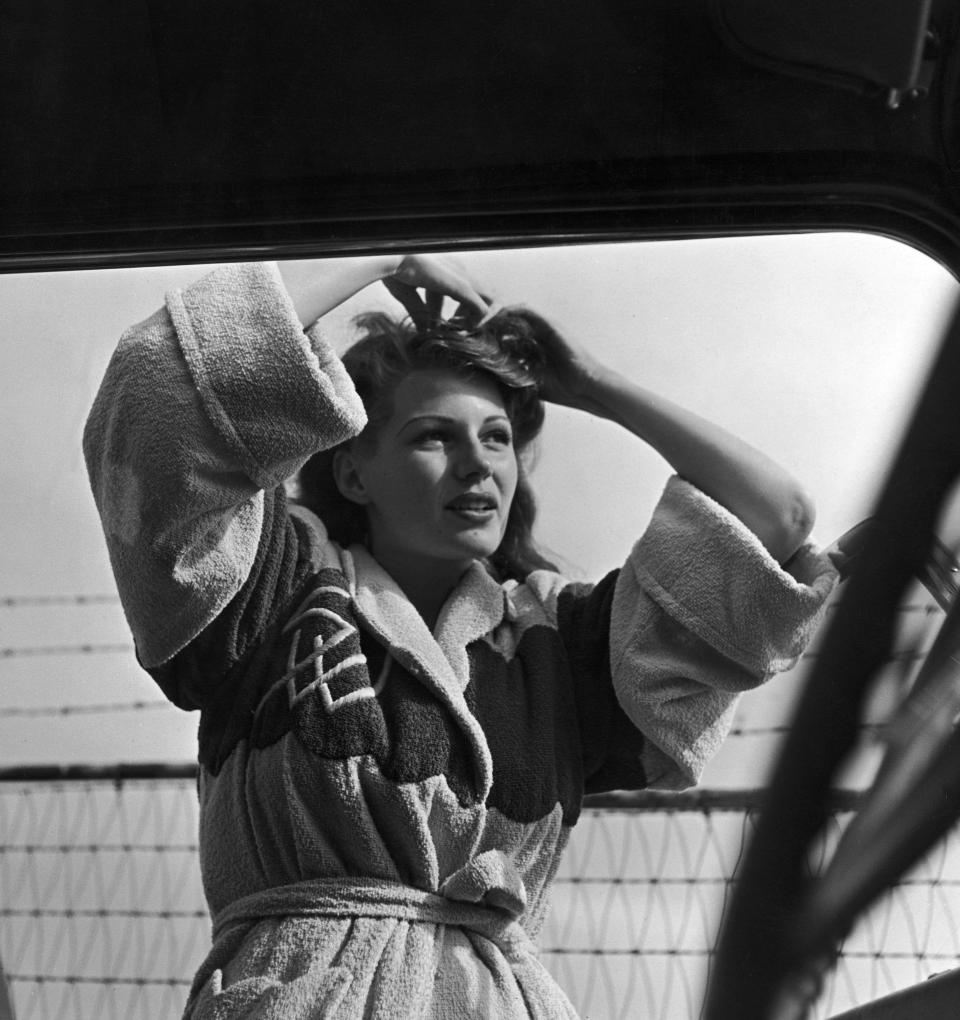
[83,263,837,1019]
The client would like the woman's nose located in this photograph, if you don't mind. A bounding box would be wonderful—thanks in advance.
[456,440,493,480]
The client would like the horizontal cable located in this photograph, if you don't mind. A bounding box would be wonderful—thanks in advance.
[0,597,938,613]
[0,700,170,719]
[1,907,207,919]
[0,707,875,734]
[543,947,714,957]
[541,947,960,959]
[23,958,953,985]
[0,631,933,665]
[0,843,198,853]
[801,648,929,664]
[1,642,131,658]
[0,596,888,609]
[0,768,864,812]
[0,644,922,661]
[0,709,875,733]
[0,644,790,661]
[0,762,199,783]
[553,875,960,889]
[0,594,120,607]
[554,876,729,886]
[727,721,882,737]
[0,595,943,613]
[7,974,191,987]
[582,787,864,813]
[0,596,940,619]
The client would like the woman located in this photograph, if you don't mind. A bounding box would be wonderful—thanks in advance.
[84,254,836,1018]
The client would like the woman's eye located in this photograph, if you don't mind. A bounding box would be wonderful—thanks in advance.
[415,429,448,445]
[484,429,513,447]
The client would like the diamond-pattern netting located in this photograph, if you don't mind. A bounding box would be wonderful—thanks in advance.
[3,779,960,1019]
[0,780,206,1020]
[542,798,960,1020]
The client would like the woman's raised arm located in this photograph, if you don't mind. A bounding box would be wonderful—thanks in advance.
[279,256,401,325]
[83,256,497,673]
[523,308,816,565]
[279,254,495,327]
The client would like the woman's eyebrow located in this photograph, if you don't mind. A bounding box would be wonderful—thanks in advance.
[398,413,453,430]
[404,414,454,425]
[395,413,452,437]
[397,412,510,435]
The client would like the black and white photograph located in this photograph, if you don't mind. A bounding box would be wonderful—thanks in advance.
[3,3,960,1019]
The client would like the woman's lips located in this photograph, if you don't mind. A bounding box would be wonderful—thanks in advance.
[446,506,496,524]
[445,494,498,522]
[446,494,497,511]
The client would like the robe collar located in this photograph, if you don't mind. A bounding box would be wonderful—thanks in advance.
[342,544,508,798]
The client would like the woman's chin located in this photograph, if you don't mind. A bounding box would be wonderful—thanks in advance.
[439,528,502,562]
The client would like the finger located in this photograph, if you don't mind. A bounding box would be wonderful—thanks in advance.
[414,257,492,319]
[393,255,492,323]
[383,278,429,328]
[440,255,493,304]
[450,300,479,326]
[477,299,503,326]
[447,281,492,322]
[440,257,495,307]
[449,297,497,329]
[425,290,445,323]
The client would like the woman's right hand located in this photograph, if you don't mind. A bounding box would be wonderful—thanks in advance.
[385,254,499,328]
[279,254,496,329]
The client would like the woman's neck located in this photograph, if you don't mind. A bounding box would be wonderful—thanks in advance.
[370,547,474,631]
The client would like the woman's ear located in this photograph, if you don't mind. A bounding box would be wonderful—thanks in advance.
[332,446,371,505]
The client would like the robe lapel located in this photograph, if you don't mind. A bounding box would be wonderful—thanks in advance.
[433,562,508,688]
[341,545,506,799]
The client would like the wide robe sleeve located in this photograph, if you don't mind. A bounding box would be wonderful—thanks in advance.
[610,475,837,788]
[82,262,366,680]
[551,476,838,793]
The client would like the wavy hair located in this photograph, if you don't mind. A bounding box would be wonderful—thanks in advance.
[297,309,557,580]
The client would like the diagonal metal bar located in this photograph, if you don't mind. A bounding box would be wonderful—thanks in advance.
[704,296,960,1020]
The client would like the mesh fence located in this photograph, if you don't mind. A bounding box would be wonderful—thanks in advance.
[0,776,204,1020]
[544,795,960,1019]
[3,776,960,1020]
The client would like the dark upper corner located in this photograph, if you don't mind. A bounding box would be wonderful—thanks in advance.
[1,0,959,265]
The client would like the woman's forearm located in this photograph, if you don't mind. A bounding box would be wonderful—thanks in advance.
[278,256,402,326]
[277,253,494,329]
[581,369,816,563]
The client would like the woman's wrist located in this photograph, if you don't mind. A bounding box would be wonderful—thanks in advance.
[569,363,625,420]
[278,255,403,326]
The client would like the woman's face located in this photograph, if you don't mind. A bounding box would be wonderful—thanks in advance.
[339,368,520,578]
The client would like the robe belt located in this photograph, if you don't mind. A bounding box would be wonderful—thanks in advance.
[213,861,535,960]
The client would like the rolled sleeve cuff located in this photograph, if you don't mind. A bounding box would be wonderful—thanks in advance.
[168,262,366,490]
[631,476,838,677]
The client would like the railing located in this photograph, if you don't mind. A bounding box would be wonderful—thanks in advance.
[3,770,960,1020]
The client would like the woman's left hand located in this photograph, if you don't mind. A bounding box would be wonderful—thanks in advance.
[516,307,609,413]
[520,304,818,562]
